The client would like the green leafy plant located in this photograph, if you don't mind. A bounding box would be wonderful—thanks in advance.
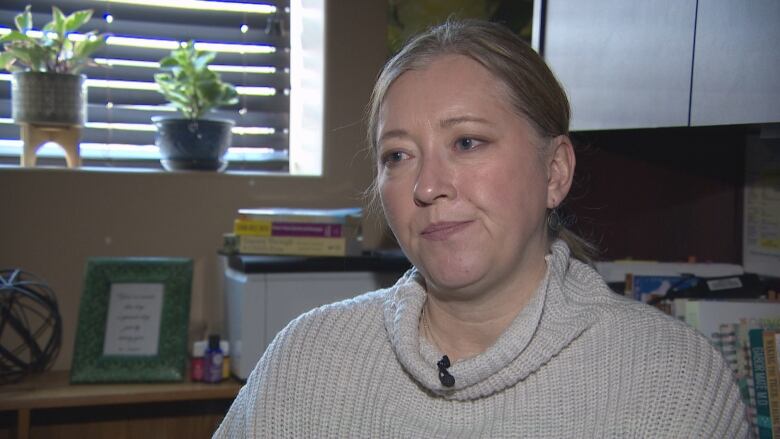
[0,5,108,74]
[154,41,239,120]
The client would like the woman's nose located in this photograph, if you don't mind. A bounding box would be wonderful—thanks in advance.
[412,154,456,207]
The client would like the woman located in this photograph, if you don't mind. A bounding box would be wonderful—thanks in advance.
[215,20,748,438]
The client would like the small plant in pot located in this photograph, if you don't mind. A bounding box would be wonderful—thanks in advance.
[154,41,239,172]
[0,5,107,167]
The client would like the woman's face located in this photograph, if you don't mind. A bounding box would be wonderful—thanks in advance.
[377,54,560,299]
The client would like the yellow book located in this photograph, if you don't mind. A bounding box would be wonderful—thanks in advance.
[223,234,360,257]
[233,218,357,239]
[233,208,362,239]
[233,219,272,236]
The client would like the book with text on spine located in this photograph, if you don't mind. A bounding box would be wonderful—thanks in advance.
[763,330,780,438]
[673,299,780,342]
[750,328,773,438]
[233,219,354,238]
[222,233,361,257]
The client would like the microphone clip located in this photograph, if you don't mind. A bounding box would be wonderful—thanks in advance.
[437,355,455,387]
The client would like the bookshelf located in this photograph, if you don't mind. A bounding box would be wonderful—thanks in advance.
[0,371,241,439]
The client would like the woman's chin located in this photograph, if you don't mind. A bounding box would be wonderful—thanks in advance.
[418,263,487,297]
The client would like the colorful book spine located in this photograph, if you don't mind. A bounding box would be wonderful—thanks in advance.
[233,218,349,238]
[767,331,780,439]
[223,233,359,257]
[775,333,780,439]
[738,318,759,435]
[750,328,773,438]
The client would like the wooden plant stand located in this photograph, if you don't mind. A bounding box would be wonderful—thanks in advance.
[19,124,82,168]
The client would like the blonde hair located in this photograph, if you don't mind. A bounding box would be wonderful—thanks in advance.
[366,19,596,263]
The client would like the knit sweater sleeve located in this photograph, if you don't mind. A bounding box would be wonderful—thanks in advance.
[687,335,750,437]
[618,309,751,438]
[212,315,294,439]
[699,353,751,438]
[212,290,387,438]
[670,337,750,437]
[213,297,333,439]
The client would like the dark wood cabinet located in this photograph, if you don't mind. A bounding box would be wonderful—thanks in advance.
[0,371,241,439]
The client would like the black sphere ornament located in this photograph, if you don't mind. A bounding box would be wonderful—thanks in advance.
[0,269,62,384]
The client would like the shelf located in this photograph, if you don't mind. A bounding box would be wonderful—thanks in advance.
[0,370,242,411]
[0,371,242,439]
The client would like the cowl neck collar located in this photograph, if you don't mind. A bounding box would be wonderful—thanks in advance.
[383,240,594,400]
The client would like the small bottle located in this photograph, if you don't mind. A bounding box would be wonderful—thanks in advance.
[191,340,207,382]
[220,340,231,380]
[204,334,224,383]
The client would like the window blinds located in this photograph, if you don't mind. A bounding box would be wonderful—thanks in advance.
[0,0,290,172]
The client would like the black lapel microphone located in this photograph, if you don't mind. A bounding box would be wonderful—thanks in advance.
[437,355,455,387]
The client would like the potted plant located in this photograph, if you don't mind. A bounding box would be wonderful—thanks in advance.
[153,41,239,172]
[0,5,107,166]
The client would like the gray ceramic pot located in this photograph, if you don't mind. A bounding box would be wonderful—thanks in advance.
[152,116,234,172]
[12,72,87,126]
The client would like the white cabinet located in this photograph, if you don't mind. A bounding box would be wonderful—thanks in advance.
[541,0,780,130]
[542,0,696,130]
[690,0,780,126]
[224,268,400,380]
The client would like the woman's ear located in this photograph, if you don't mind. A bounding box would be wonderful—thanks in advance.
[546,135,575,209]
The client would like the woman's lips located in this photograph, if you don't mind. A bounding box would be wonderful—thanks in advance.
[420,221,473,241]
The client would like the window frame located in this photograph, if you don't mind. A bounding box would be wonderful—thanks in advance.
[0,0,325,175]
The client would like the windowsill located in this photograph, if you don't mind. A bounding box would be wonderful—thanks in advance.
[0,143,291,174]
[0,163,319,178]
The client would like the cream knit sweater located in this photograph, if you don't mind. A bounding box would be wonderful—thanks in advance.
[215,241,749,438]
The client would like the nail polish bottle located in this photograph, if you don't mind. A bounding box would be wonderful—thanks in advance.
[204,334,224,383]
[190,340,207,382]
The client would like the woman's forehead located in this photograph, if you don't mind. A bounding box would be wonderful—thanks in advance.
[376,55,526,138]
[379,55,514,124]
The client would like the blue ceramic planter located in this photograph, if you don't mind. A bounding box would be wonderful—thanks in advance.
[152,116,234,172]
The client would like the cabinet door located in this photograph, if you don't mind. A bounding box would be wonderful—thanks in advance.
[542,0,696,130]
[264,272,391,344]
[690,0,780,126]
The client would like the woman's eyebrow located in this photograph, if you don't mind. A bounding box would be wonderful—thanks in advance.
[378,116,491,144]
[439,116,491,128]
[378,129,410,144]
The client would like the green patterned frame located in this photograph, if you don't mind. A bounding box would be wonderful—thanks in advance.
[70,257,193,383]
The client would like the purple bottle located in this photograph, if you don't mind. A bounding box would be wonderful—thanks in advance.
[204,334,224,383]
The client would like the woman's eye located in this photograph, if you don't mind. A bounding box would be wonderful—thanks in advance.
[381,150,408,166]
[455,137,481,151]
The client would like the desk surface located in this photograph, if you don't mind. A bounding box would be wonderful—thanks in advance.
[0,370,242,410]
[228,251,410,273]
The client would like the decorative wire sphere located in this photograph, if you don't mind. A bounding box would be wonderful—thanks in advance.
[0,269,62,384]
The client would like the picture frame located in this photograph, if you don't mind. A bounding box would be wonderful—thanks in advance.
[70,257,193,383]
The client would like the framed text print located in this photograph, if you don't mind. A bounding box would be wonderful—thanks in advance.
[70,257,193,383]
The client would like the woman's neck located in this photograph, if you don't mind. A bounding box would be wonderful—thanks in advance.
[421,258,548,362]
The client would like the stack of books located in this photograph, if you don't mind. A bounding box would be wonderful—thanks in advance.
[222,207,363,257]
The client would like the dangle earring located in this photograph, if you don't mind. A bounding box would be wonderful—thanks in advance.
[547,199,563,233]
